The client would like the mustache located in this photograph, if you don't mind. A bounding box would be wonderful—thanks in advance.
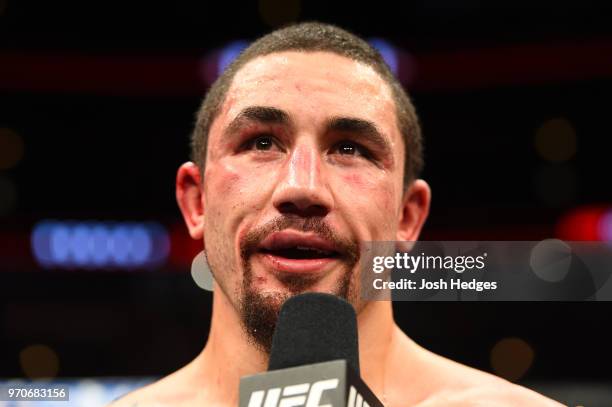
[239,215,359,264]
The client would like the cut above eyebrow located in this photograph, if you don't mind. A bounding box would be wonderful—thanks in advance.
[326,116,393,155]
[225,106,292,136]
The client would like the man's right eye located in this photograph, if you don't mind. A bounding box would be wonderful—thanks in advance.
[242,134,276,151]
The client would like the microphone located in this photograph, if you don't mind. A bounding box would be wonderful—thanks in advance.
[239,293,383,407]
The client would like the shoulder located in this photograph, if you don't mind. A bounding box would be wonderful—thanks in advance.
[386,327,564,406]
[106,366,199,407]
[106,380,176,407]
[413,383,565,406]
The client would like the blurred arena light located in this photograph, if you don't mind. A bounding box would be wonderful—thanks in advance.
[0,127,25,169]
[490,337,535,382]
[534,118,577,162]
[218,40,249,76]
[31,220,170,269]
[200,40,249,84]
[368,38,399,76]
[599,210,612,242]
[19,344,60,379]
[556,206,612,241]
[201,37,404,85]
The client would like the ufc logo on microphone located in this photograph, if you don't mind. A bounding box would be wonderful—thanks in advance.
[247,379,339,407]
[347,386,370,407]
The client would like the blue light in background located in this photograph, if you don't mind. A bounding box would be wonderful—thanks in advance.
[218,40,249,76]
[31,221,55,267]
[368,38,399,76]
[147,222,171,265]
[209,38,401,83]
[50,223,71,264]
[71,224,91,266]
[31,221,170,270]
[90,223,110,266]
[131,224,152,264]
[109,224,131,266]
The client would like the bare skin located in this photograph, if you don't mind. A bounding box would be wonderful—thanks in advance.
[110,51,563,407]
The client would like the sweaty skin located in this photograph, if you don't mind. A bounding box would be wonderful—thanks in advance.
[110,51,563,407]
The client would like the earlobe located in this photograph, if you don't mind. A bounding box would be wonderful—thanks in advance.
[397,179,431,242]
[176,162,205,241]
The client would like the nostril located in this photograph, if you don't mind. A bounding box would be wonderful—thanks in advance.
[277,202,328,217]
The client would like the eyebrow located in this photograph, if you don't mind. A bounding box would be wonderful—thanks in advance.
[223,106,393,160]
[326,116,393,157]
[224,106,292,137]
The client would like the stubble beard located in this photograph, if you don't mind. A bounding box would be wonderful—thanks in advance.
[237,216,360,354]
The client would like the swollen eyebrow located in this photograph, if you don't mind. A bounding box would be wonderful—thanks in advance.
[327,117,393,156]
[225,106,291,136]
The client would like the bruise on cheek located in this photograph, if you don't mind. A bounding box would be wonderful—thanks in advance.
[342,172,367,188]
[205,161,243,197]
[221,170,241,195]
[340,170,388,192]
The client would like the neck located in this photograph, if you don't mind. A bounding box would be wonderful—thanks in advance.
[188,285,396,404]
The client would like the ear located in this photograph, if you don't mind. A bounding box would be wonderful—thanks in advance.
[176,162,205,241]
[396,179,431,241]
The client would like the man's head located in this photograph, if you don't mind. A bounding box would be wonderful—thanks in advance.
[192,22,423,188]
[176,22,430,353]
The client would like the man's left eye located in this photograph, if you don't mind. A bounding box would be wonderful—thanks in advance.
[240,134,280,152]
[333,141,369,158]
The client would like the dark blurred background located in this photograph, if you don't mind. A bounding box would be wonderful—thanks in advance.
[1,1,611,405]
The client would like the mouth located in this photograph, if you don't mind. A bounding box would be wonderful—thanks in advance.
[259,246,339,260]
[255,231,342,274]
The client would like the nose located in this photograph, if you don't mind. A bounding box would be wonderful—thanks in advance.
[272,142,333,218]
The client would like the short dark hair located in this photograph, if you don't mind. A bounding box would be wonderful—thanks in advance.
[191,22,423,186]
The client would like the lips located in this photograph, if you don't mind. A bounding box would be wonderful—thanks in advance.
[256,231,341,274]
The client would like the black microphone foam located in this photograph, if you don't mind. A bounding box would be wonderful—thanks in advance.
[267,292,360,375]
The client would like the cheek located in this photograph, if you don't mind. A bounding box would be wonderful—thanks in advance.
[340,172,394,209]
[221,169,242,197]
[205,160,274,217]
[341,172,367,189]
[207,158,255,192]
[337,172,398,237]
[202,163,251,283]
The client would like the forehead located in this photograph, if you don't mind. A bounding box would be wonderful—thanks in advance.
[220,51,399,133]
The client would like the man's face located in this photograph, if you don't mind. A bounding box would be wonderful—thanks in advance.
[201,51,407,349]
